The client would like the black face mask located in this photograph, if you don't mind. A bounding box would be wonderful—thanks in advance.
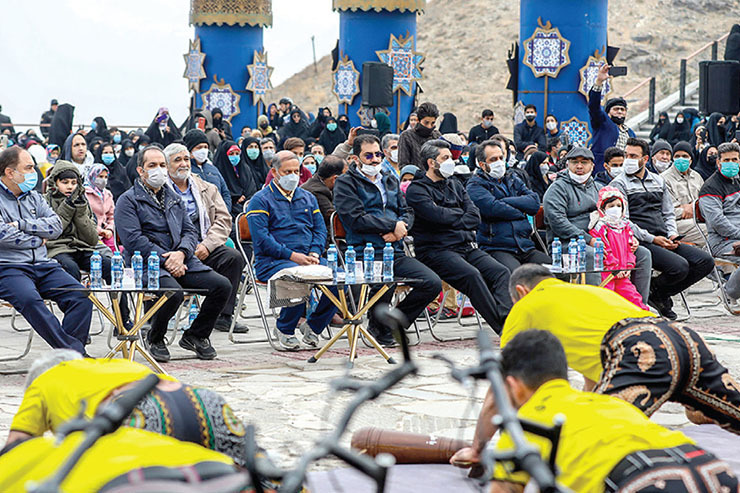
[610,115,625,126]
[525,114,536,122]
[259,122,268,129]
[415,124,433,137]
[708,155,717,165]
[213,117,222,126]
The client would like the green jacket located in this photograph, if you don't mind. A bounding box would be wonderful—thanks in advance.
[44,160,100,258]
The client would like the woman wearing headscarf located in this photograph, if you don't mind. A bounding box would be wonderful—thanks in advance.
[707,112,728,147]
[694,145,718,181]
[267,103,282,130]
[85,116,110,145]
[211,108,233,140]
[117,139,136,168]
[214,139,257,216]
[309,107,332,139]
[523,150,551,201]
[669,111,692,146]
[318,116,346,154]
[95,142,131,202]
[337,114,350,135]
[144,107,182,146]
[649,111,672,144]
[438,112,458,135]
[374,112,392,139]
[48,103,75,148]
[725,24,740,63]
[240,136,270,189]
[84,163,118,252]
[278,108,310,145]
[256,114,278,144]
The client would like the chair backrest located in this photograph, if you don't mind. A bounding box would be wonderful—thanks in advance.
[237,213,252,242]
[331,211,346,241]
[534,206,545,230]
[694,200,705,224]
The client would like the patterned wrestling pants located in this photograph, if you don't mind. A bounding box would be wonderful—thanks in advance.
[595,317,740,435]
[111,384,247,466]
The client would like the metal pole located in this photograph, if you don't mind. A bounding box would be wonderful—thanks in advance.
[312,35,318,74]
[648,77,656,124]
[711,41,718,60]
[679,59,687,105]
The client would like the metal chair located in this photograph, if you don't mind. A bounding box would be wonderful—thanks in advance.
[0,302,34,362]
[531,206,549,253]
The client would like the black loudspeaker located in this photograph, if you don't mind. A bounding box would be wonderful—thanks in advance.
[362,62,394,108]
[699,60,740,115]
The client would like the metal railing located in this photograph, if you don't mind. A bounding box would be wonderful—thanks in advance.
[679,32,730,104]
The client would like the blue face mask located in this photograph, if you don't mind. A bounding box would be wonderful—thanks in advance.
[246,148,260,161]
[90,121,97,131]
[720,161,739,179]
[673,157,691,173]
[16,170,38,193]
[315,155,324,164]
[102,153,115,165]
[228,155,241,166]
[113,133,121,144]
[327,123,338,132]
[461,155,469,164]
[305,163,317,175]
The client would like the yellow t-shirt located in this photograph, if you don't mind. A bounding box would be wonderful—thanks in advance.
[11,358,177,436]
[0,427,233,493]
[493,380,693,492]
[501,278,653,382]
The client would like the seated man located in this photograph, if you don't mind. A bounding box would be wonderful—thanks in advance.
[466,139,551,272]
[0,147,92,354]
[300,154,347,231]
[593,146,624,187]
[661,140,707,246]
[405,139,512,333]
[489,330,737,493]
[698,142,740,300]
[115,146,232,362]
[6,349,246,465]
[183,129,232,213]
[246,150,338,350]
[543,146,652,299]
[333,135,442,346]
[611,137,714,319]
[164,143,248,333]
[380,133,400,180]
[264,137,311,186]
[452,264,740,471]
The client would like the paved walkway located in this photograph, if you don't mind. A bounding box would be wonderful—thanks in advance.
[1,278,739,476]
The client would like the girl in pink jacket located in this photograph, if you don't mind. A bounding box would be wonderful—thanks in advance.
[588,186,650,310]
[84,163,118,252]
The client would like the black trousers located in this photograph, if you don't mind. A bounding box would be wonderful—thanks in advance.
[363,254,442,332]
[484,248,552,273]
[148,270,231,343]
[201,245,246,317]
[54,250,130,323]
[416,247,512,333]
[644,243,714,299]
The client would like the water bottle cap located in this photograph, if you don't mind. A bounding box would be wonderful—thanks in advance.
[366,243,372,247]
[554,237,559,241]
[347,246,354,250]
[386,242,391,246]
[134,251,140,255]
[578,235,584,239]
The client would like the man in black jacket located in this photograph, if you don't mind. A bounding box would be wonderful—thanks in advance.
[405,139,512,333]
[467,109,500,145]
[513,104,546,158]
[333,135,442,346]
[301,155,346,231]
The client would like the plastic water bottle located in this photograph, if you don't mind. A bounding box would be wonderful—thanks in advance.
[383,243,394,282]
[567,239,577,272]
[363,243,375,281]
[551,237,562,272]
[147,251,160,289]
[594,239,605,271]
[131,251,143,289]
[345,246,356,284]
[90,251,103,288]
[577,235,587,272]
[111,251,124,289]
[327,245,338,282]
[187,297,199,328]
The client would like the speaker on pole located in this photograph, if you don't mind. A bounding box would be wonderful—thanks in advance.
[699,60,740,115]
[362,62,394,108]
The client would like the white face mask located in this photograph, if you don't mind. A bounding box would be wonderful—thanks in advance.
[676,117,684,124]
[539,163,550,176]
[125,149,135,158]
[390,149,398,163]
[623,158,641,175]
[653,159,671,173]
[609,166,624,178]
[361,163,381,177]
[145,166,168,189]
[278,172,299,191]
[568,170,591,184]
[488,159,506,179]
[438,158,456,178]
[192,148,209,163]
[546,121,557,131]
[370,119,378,129]
[605,206,623,221]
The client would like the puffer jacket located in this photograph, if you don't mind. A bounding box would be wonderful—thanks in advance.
[44,160,100,258]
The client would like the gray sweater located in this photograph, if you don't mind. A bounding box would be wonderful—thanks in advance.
[542,170,600,244]
[0,183,62,264]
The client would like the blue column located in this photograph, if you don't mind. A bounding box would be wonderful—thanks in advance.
[519,1,608,139]
[337,9,420,132]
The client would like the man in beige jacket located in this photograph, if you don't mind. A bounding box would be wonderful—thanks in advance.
[164,143,248,333]
[659,140,707,247]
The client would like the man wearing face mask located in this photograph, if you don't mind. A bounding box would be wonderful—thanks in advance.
[397,102,442,170]
[611,138,714,319]
[660,141,706,246]
[467,109,499,145]
[183,129,232,214]
[115,146,232,362]
[467,140,552,273]
[513,104,547,159]
[333,135,441,346]
[406,139,512,333]
[650,139,674,174]
[594,146,625,187]
[0,147,92,354]
[543,146,654,298]
[247,151,339,351]
[380,133,400,180]
[589,64,635,169]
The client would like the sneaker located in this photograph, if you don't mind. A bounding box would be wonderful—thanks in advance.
[368,327,397,348]
[300,323,319,347]
[179,334,217,360]
[425,306,440,318]
[439,307,458,320]
[214,314,249,333]
[273,328,300,351]
[648,295,677,320]
[148,340,171,363]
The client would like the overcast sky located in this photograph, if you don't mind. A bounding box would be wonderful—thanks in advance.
[0,0,339,130]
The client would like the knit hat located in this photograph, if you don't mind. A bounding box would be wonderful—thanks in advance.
[650,139,672,157]
[55,169,78,181]
[441,133,464,160]
[400,164,420,178]
[672,140,693,156]
[605,97,627,113]
[183,129,209,151]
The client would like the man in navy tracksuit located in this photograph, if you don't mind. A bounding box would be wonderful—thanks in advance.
[333,135,441,347]
[589,64,635,170]
[247,150,338,351]
[0,147,92,354]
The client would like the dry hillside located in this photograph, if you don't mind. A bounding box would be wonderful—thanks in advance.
[267,0,739,136]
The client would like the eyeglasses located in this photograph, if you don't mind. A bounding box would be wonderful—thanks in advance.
[363,152,384,160]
